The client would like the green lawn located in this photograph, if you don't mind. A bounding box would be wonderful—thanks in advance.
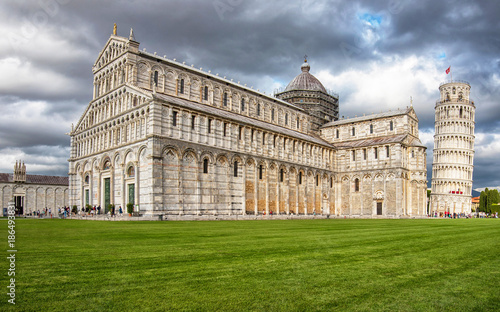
[1,218,499,311]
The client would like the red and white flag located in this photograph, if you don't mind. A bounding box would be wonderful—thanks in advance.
[445,66,451,74]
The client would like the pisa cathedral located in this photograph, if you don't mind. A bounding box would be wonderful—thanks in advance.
[68,27,428,218]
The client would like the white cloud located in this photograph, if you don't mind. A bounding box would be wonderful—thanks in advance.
[315,55,442,118]
[474,133,500,160]
[0,57,79,97]
[0,146,70,176]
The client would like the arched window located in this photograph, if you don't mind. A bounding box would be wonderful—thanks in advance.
[352,150,356,161]
[459,107,463,117]
[179,79,184,94]
[259,165,263,180]
[271,108,275,121]
[458,92,463,100]
[354,178,360,192]
[316,175,319,186]
[389,121,394,131]
[172,111,178,127]
[241,98,245,111]
[223,92,228,106]
[452,87,456,94]
[234,161,238,177]
[257,104,261,116]
[203,158,209,174]
[127,166,135,177]
[203,86,208,100]
[352,127,355,136]
[336,129,339,139]
[285,113,288,125]
[298,172,302,185]
[84,175,90,184]
[280,169,284,182]
[153,71,158,87]
[370,124,373,134]
[297,117,300,129]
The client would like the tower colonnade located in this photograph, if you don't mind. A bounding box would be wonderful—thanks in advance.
[430,81,475,214]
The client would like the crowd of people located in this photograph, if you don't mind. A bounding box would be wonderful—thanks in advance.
[24,205,127,218]
[429,211,499,218]
[81,205,123,217]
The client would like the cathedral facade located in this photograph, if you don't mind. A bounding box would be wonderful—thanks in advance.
[68,28,427,218]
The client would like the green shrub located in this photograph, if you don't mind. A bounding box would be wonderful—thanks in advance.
[126,203,134,214]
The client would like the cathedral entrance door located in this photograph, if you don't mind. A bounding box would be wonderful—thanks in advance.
[128,184,135,205]
[85,189,90,206]
[376,202,382,215]
[104,178,110,212]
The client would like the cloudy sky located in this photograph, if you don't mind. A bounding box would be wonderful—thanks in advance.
[1,0,499,190]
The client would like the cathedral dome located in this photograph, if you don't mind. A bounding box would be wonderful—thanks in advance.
[284,60,327,93]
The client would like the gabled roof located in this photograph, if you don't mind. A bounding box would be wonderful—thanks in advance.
[322,107,416,128]
[331,134,425,149]
[93,35,129,70]
[153,93,333,148]
[0,174,69,186]
[332,134,407,149]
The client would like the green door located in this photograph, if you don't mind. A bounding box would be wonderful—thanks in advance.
[104,178,110,212]
[85,189,89,206]
[128,184,135,205]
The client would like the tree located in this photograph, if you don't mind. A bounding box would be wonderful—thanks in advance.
[479,190,487,212]
[478,188,499,213]
[490,189,500,204]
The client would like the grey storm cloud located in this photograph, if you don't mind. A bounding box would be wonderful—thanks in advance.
[0,0,499,189]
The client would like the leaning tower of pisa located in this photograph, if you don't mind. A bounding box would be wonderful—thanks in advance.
[430,81,476,215]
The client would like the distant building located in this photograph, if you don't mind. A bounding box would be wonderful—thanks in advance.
[0,161,69,215]
[471,196,480,211]
[68,27,427,218]
[430,81,476,214]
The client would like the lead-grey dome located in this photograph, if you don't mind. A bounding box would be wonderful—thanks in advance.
[284,60,327,93]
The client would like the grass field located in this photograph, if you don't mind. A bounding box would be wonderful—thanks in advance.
[1,218,499,311]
